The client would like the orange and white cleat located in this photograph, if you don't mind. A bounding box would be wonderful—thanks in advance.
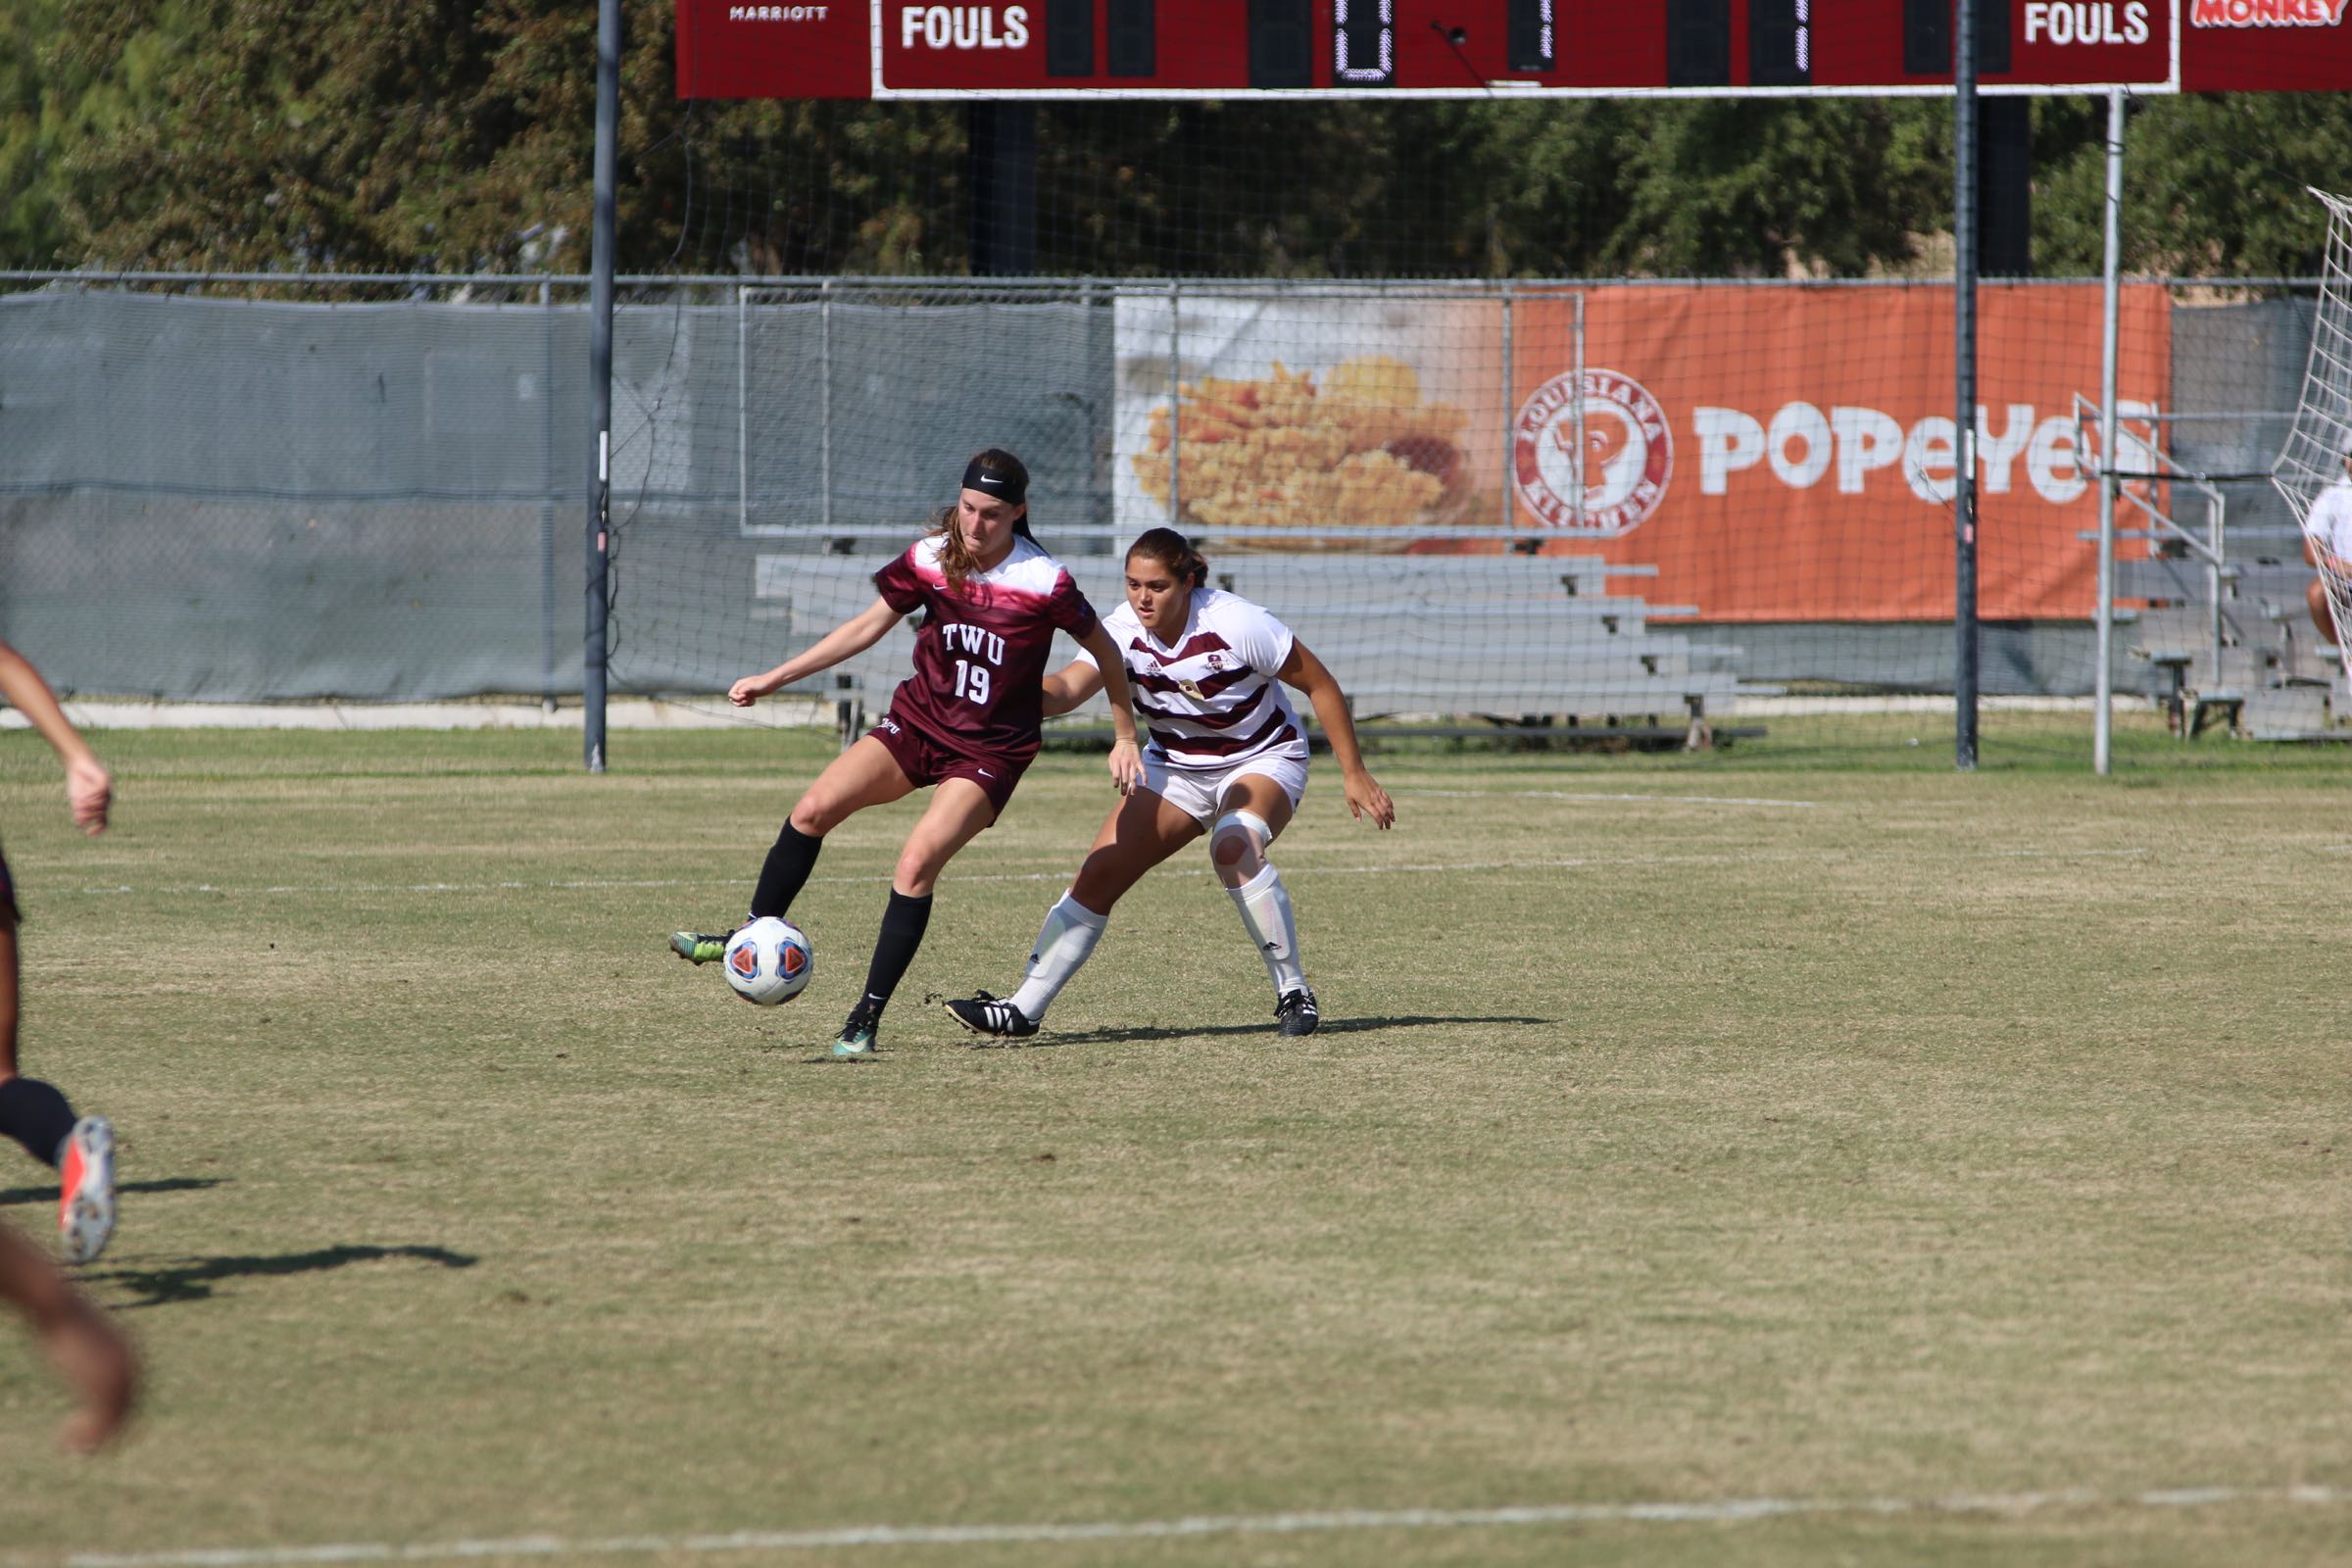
[59,1116,116,1265]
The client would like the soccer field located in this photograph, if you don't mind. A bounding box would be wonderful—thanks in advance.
[1,725,2347,1567]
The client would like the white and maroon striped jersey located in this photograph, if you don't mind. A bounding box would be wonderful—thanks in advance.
[1077,588,1307,770]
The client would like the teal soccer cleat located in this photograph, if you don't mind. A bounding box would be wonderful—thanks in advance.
[668,930,730,964]
[831,996,883,1059]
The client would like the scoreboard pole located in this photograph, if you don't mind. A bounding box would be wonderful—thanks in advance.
[584,0,619,775]
[1953,0,1984,772]
[2092,87,2128,777]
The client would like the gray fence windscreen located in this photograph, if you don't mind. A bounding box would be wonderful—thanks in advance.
[0,281,2327,710]
[0,289,584,702]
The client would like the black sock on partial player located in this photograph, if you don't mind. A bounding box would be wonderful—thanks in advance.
[749,820,823,919]
[0,1076,77,1169]
[856,889,935,1019]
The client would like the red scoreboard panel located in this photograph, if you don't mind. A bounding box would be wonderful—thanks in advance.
[2182,0,2352,89]
[677,1,2242,98]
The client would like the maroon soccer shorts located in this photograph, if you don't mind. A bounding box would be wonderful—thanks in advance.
[867,710,1031,819]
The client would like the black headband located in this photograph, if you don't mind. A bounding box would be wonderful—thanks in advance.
[962,458,1027,507]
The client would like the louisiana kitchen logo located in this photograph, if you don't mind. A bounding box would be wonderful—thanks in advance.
[1512,368,1673,537]
[2189,0,2347,24]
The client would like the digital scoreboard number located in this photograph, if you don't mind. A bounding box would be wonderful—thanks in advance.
[677,1,2350,99]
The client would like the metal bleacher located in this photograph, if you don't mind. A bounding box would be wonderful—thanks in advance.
[2120,548,2343,740]
[754,548,1778,750]
[2095,398,2347,742]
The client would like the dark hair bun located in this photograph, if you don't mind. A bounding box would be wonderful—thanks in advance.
[1127,526,1208,587]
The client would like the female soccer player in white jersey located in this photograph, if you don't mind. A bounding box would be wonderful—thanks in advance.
[944,527,1395,1040]
[668,451,1143,1058]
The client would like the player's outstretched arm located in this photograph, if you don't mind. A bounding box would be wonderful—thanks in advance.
[1039,660,1106,718]
[1280,640,1396,830]
[1073,623,1143,793]
[0,1221,136,1453]
[729,597,906,707]
[0,639,110,836]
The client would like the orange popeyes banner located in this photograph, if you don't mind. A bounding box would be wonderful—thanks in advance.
[1504,284,2172,622]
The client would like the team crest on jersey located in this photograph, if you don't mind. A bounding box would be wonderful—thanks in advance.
[1186,652,1222,699]
[1512,368,1674,538]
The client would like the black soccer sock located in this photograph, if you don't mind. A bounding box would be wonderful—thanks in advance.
[749,820,824,919]
[0,1076,77,1169]
[858,890,935,1015]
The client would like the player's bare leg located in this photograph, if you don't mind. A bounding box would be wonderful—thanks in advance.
[670,736,917,963]
[0,918,114,1261]
[949,787,1200,1039]
[792,734,925,838]
[834,778,998,1058]
[0,1220,135,1452]
[1210,774,1315,1035]
[1069,786,1204,911]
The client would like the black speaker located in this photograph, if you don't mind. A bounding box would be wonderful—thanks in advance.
[1978,98,2032,275]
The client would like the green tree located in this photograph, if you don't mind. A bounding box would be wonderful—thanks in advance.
[1595,98,1950,277]
[52,0,668,273]
[1,0,175,268]
[34,1,2352,284]
[2034,93,2352,277]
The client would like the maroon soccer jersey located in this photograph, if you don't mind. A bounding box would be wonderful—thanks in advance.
[871,533,1099,761]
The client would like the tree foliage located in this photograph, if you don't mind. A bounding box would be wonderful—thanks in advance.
[9,3,2352,281]
[2033,93,2347,277]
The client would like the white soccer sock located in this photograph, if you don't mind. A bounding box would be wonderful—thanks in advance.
[1228,862,1306,997]
[1009,893,1108,1021]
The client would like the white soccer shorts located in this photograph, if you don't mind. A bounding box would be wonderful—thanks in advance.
[1139,749,1309,827]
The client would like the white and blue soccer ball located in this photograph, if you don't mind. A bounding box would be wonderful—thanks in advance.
[722,917,813,1005]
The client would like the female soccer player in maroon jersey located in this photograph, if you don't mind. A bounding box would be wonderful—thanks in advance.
[0,638,118,1262]
[669,451,1143,1057]
[944,527,1395,1042]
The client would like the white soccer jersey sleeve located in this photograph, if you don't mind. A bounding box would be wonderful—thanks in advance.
[2307,480,2352,564]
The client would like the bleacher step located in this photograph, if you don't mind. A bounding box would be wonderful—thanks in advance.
[2242,684,2337,738]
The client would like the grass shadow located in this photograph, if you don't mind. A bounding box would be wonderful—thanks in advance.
[754,1012,1558,1059]
[980,1014,1554,1049]
[89,1243,477,1309]
[0,1175,228,1207]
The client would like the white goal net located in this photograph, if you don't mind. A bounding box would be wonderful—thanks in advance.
[2274,188,2352,658]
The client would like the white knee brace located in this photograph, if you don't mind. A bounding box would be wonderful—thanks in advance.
[1211,809,1272,885]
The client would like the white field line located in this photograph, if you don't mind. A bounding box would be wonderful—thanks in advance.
[33,845,2152,903]
[55,1485,2352,1568]
[1396,788,1821,808]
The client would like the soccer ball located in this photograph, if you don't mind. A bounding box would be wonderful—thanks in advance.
[721,917,813,1005]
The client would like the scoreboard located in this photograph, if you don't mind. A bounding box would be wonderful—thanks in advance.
[676,1,2352,98]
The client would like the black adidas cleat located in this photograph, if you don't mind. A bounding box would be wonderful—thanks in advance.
[943,990,1039,1041]
[1274,988,1319,1037]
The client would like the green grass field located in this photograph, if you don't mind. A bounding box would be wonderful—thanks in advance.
[1,721,2348,1566]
